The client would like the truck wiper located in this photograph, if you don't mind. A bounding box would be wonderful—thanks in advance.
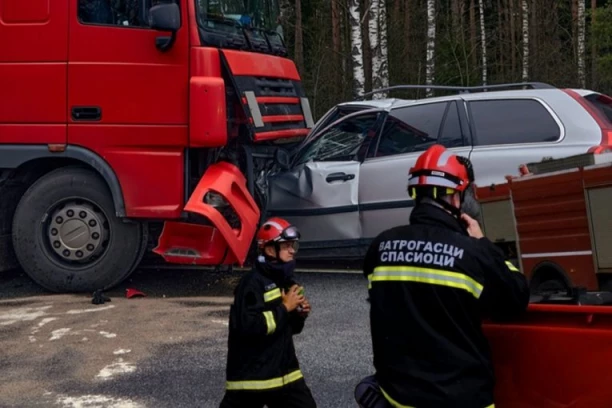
[243,27,272,53]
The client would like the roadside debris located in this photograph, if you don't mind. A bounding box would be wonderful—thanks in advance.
[91,290,111,305]
[126,288,146,299]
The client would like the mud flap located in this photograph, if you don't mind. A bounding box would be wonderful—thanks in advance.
[153,162,260,266]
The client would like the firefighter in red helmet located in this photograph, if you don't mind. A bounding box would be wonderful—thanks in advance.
[355,144,530,408]
[220,217,317,408]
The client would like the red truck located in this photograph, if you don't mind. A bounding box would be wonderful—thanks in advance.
[0,0,313,293]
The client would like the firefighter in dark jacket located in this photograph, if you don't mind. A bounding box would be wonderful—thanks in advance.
[354,144,530,408]
[220,217,317,408]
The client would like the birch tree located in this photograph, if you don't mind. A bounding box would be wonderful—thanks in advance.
[577,0,586,87]
[294,0,303,73]
[349,0,365,97]
[521,0,529,81]
[369,0,389,98]
[426,0,436,96]
[478,0,488,85]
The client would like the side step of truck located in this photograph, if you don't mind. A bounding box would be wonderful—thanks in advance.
[153,161,260,266]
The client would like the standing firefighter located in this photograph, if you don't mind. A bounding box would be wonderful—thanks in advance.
[355,145,530,408]
[220,217,317,408]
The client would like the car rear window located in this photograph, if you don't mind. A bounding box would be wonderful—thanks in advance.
[468,99,561,145]
[583,93,612,126]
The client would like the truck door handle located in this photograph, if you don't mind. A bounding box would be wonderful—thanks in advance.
[71,106,102,121]
[326,172,355,183]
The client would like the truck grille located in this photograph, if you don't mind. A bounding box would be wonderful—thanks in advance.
[234,76,310,141]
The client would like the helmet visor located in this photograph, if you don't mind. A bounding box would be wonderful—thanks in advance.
[280,225,300,241]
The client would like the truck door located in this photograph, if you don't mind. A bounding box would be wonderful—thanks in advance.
[266,109,383,260]
[0,0,68,144]
[67,1,190,217]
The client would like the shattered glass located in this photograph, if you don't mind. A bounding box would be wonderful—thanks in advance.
[295,112,380,164]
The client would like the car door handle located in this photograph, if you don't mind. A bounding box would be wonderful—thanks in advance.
[326,172,355,183]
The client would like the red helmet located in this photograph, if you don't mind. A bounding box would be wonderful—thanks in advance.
[256,217,300,248]
[408,144,470,195]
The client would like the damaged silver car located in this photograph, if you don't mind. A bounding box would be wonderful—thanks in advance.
[265,83,612,261]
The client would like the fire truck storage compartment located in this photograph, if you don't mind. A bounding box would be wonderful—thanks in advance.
[586,185,612,270]
[480,198,517,244]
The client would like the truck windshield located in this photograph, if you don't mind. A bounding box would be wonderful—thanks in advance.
[196,0,286,55]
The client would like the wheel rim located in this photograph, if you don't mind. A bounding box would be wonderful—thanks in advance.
[44,199,110,267]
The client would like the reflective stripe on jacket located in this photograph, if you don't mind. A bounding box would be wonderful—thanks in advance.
[363,203,529,408]
[224,263,307,391]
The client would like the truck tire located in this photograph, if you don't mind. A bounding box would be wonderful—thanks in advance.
[12,166,146,293]
[530,264,571,296]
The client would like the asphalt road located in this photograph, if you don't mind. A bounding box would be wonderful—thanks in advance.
[0,267,372,408]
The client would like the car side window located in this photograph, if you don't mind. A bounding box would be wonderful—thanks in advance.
[468,99,561,146]
[78,0,153,27]
[294,112,380,164]
[374,101,463,157]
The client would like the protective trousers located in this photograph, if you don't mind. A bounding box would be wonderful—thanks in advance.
[219,379,317,408]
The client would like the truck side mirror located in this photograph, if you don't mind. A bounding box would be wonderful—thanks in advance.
[149,2,181,52]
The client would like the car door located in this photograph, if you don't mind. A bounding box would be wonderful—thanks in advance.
[266,109,384,260]
[358,100,472,248]
[464,97,572,187]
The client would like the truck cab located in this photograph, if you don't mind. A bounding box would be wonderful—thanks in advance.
[0,0,313,292]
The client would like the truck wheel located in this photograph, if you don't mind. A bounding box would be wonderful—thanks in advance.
[530,265,571,296]
[12,166,145,293]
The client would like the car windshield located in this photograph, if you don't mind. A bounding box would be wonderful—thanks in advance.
[196,0,285,53]
[294,111,381,164]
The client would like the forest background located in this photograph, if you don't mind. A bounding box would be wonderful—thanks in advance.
[273,0,612,120]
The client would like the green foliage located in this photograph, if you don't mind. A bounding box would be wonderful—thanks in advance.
[282,0,612,120]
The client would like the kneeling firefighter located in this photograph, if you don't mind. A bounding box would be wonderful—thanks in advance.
[220,217,317,408]
[355,144,530,408]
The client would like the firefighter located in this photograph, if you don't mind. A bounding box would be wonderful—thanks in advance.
[355,144,530,408]
[219,217,317,408]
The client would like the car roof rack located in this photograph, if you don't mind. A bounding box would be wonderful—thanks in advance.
[356,82,556,101]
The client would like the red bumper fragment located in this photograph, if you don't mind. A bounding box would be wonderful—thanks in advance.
[153,161,260,266]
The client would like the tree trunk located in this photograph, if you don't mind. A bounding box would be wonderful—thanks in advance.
[530,0,537,78]
[378,0,389,95]
[498,0,505,81]
[577,0,586,87]
[470,0,477,68]
[403,0,411,62]
[591,0,597,88]
[349,0,365,97]
[478,0,488,85]
[277,0,293,42]
[294,0,304,73]
[452,0,461,37]
[426,0,436,95]
[331,0,342,94]
[369,0,380,93]
[521,0,529,81]
[509,0,516,78]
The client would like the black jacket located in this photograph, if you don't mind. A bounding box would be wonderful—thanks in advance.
[363,203,530,408]
[225,259,308,391]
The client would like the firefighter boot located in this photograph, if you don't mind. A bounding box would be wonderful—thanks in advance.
[354,375,392,408]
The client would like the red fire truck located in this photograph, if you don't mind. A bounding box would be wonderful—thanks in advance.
[477,152,612,295]
[475,154,612,406]
[0,0,313,292]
